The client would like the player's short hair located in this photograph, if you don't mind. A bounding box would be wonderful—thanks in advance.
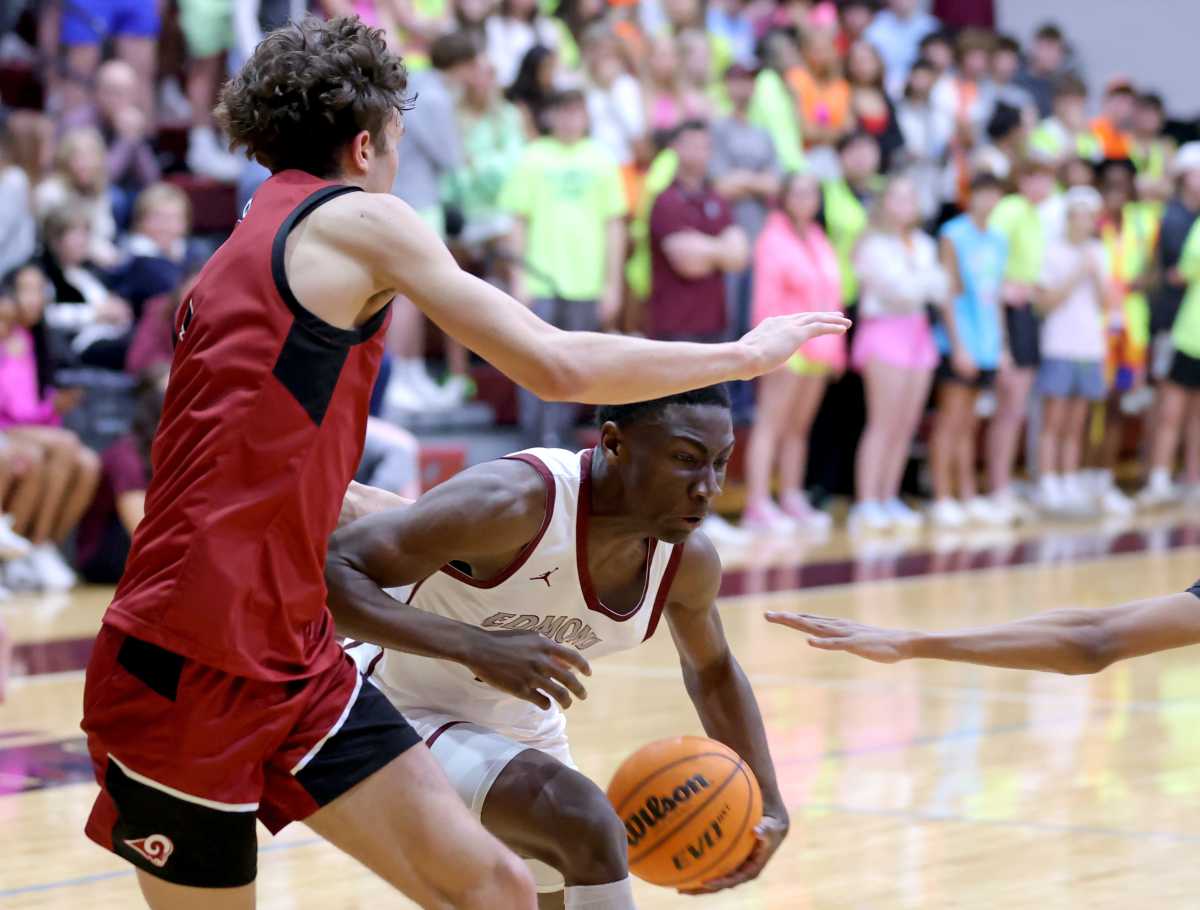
[216,16,412,176]
[596,385,732,428]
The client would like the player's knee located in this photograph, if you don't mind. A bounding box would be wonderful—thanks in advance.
[543,777,628,882]
[456,851,536,910]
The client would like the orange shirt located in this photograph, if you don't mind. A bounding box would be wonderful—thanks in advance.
[786,67,851,140]
[1091,116,1132,160]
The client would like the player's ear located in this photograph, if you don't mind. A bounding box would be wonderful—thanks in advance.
[349,130,373,173]
[599,421,622,462]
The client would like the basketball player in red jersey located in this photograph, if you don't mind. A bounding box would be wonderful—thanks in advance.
[766,585,1200,674]
[79,16,848,910]
[329,387,788,910]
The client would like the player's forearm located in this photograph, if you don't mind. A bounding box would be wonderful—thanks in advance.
[683,656,788,821]
[907,608,1115,675]
[326,561,480,665]
[551,332,761,403]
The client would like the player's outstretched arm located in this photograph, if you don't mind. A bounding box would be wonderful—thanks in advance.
[663,533,788,895]
[344,194,850,403]
[326,461,591,709]
[766,589,1200,675]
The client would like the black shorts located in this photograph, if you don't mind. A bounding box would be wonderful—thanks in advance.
[937,358,997,390]
[1168,350,1200,391]
[1005,305,1041,368]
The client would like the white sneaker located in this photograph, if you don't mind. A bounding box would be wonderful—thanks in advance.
[1062,473,1096,511]
[929,498,969,528]
[431,374,475,409]
[1038,474,1066,511]
[0,515,31,560]
[989,488,1035,524]
[1137,470,1177,510]
[187,126,245,183]
[28,543,76,591]
[882,497,924,529]
[699,513,754,547]
[1100,485,1135,517]
[965,495,1010,525]
[4,554,40,591]
[849,500,893,533]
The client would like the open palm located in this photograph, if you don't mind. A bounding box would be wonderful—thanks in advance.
[764,612,911,663]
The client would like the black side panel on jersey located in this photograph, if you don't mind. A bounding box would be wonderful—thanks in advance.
[272,321,352,425]
[269,184,390,425]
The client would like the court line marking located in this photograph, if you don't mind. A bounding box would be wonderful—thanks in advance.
[0,836,323,899]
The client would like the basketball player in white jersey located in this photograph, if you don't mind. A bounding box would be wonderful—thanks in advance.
[326,386,789,910]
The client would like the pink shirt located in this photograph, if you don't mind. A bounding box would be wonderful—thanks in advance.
[0,326,59,429]
[752,211,846,368]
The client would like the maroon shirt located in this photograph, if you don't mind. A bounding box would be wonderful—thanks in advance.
[102,171,391,682]
[647,181,734,339]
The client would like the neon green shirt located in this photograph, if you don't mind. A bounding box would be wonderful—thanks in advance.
[749,70,804,173]
[821,179,870,303]
[1171,219,1200,358]
[499,137,627,301]
[989,194,1046,284]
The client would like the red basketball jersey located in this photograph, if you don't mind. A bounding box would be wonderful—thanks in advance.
[103,170,391,681]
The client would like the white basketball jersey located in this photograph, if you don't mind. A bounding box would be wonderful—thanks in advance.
[372,448,684,743]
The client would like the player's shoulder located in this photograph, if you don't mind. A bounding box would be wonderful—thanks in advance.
[667,530,723,610]
[441,457,552,531]
[308,190,426,252]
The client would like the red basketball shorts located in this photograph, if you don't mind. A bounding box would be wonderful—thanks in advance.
[81,625,420,887]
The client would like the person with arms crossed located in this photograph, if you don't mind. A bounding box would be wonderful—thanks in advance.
[329,386,788,910]
[79,16,849,910]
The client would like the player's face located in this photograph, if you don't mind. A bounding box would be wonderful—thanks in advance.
[617,405,735,544]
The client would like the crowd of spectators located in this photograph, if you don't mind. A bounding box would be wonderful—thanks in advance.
[2,0,1200,594]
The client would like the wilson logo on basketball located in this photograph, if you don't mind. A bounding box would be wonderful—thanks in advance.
[623,774,710,847]
[670,804,732,871]
[124,834,174,868]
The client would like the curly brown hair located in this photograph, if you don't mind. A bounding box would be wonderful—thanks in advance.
[215,16,412,177]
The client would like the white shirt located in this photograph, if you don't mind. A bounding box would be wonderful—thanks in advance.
[1039,239,1108,361]
[372,447,683,744]
[854,230,949,318]
[586,73,645,167]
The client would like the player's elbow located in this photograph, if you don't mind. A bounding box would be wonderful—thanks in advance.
[1062,625,1119,675]
[526,341,587,402]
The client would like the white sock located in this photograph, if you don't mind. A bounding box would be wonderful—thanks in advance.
[564,877,636,910]
[1149,467,1171,488]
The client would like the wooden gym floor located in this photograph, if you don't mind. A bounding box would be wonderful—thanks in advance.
[4,509,1200,908]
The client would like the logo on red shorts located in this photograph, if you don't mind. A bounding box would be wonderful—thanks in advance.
[124,834,174,868]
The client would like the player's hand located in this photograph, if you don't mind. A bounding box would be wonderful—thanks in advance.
[465,628,591,710]
[737,312,851,380]
[678,814,789,895]
[764,612,914,663]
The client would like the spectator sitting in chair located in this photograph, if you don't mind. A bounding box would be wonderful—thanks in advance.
[0,272,99,592]
[38,206,133,370]
[108,182,193,320]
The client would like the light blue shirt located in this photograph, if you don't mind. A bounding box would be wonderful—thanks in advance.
[935,214,1008,369]
[864,10,939,99]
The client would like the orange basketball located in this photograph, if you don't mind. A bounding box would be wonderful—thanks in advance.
[606,736,763,889]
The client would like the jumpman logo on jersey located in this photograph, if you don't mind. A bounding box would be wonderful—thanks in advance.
[530,568,560,588]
